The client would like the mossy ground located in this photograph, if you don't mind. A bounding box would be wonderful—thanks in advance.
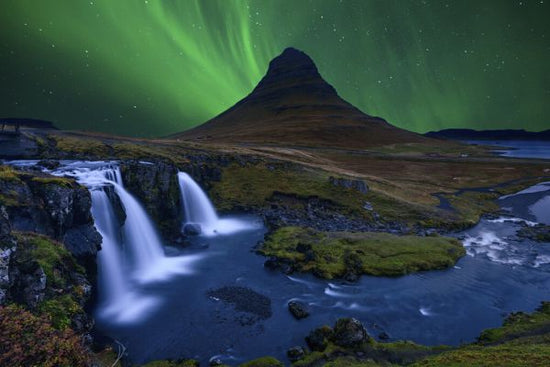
[260,227,465,278]
[13,232,86,329]
[291,302,550,367]
[210,163,371,218]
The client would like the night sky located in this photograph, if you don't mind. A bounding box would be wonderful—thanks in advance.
[1,0,548,137]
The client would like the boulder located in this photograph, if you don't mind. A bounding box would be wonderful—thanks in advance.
[333,318,369,347]
[183,223,202,236]
[288,300,310,319]
[286,346,305,362]
[306,325,334,352]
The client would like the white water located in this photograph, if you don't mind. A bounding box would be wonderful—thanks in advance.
[177,172,256,236]
[47,163,203,321]
[91,189,160,323]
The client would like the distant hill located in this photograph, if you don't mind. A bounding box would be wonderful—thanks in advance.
[425,128,550,141]
[1,118,58,130]
[172,47,430,148]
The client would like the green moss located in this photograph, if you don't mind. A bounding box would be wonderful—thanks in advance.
[38,294,82,330]
[260,227,465,278]
[411,342,550,367]
[239,356,284,367]
[23,234,84,287]
[0,165,21,182]
[211,164,371,218]
[31,176,74,188]
[53,135,112,156]
[477,302,550,344]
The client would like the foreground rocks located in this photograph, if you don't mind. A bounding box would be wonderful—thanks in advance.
[288,300,310,319]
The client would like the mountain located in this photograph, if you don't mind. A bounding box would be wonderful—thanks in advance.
[425,128,550,141]
[1,118,57,130]
[173,47,429,148]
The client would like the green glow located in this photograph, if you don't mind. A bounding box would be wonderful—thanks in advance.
[0,0,548,137]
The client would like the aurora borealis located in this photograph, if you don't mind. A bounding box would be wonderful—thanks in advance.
[1,0,548,137]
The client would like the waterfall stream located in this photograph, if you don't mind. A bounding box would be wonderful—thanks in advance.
[177,172,256,236]
[45,162,203,322]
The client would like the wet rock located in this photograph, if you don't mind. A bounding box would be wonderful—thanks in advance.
[288,300,310,319]
[63,225,102,258]
[287,346,305,362]
[306,325,334,352]
[209,357,223,366]
[207,286,272,319]
[333,318,369,347]
[36,160,60,170]
[183,223,202,236]
[121,161,181,240]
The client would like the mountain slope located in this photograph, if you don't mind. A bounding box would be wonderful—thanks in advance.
[173,47,429,148]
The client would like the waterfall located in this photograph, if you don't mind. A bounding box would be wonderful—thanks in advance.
[178,172,219,230]
[90,189,127,305]
[112,182,165,273]
[177,172,256,236]
[47,163,203,322]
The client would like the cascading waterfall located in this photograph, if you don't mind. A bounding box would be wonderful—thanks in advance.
[47,162,203,322]
[178,172,219,229]
[177,171,256,236]
[90,189,127,305]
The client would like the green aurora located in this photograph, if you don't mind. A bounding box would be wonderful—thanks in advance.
[1,0,548,137]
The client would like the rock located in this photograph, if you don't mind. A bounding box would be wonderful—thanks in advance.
[209,357,223,366]
[120,161,181,240]
[63,225,102,258]
[378,331,390,340]
[288,300,310,319]
[286,346,305,362]
[36,160,60,170]
[0,206,16,305]
[20,266,47,309]
[306,325,334,352]
[329,176,369,194]
[333,318,369,347]
[183,223,202,236]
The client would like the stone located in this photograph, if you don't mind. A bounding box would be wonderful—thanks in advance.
[183,223,202,235]
[378,331,390,340]
[306,325,334,352]
[288,300,310,319]
[333,318,369,347]
[329,176,369,194]
[63,225,102,258]
[209,358,223,366]
[286,346,305,362]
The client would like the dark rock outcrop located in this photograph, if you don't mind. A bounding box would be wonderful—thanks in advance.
[333,318,369,347]
[287,346,306,362]
[183,223,202,236]
[207,286,272,320]
[306,325,334,352]
[120,161,181,240]
[0,168,101,278]
[288,300,310,319]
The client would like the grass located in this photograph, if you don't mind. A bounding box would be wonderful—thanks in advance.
[239,356,285,367]
[210,163,371,218]
[0,165,21,182]
[260,227,465,278]
[290,303,550,366]
[31,176,74,188]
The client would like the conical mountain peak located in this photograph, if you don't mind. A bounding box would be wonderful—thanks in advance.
[250,47,337,99]
[174,47,427,148]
